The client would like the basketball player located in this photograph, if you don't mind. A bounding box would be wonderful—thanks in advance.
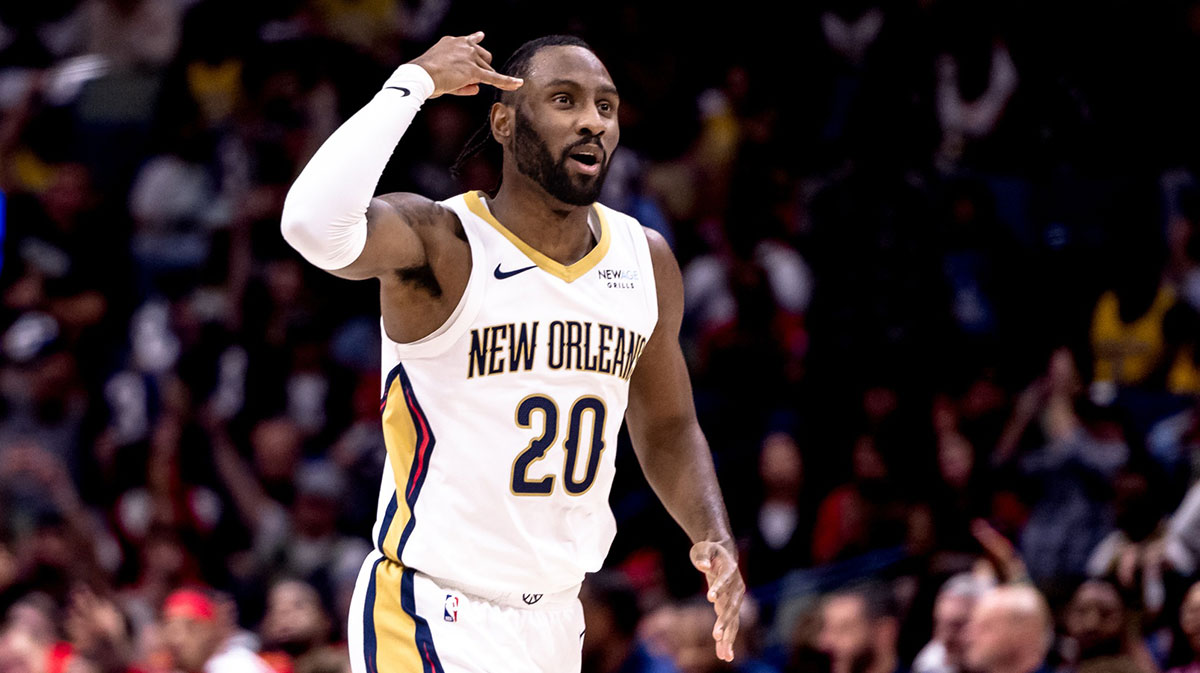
[281,32,745,672]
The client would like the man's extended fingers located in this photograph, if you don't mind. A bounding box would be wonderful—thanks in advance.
[711,584,738,627]
[706,567,736,601]
[714,595,741,661]
[713,615,738,662]
[466,31,485,44]
[447,84,481,96]
[687,540,742,662]
[713,585,739,622]
[718,615,739,661]
[478,67,523,91]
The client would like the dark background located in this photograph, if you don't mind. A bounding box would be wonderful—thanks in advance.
[0,0,1198,671]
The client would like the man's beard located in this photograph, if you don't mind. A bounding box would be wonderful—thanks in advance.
[512,111,608,206]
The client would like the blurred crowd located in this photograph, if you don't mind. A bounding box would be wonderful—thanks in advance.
[1,0,1200,671]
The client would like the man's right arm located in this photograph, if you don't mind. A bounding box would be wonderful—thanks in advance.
[280,32,522,280]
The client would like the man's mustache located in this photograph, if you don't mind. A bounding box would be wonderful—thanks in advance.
[562,138,607,165]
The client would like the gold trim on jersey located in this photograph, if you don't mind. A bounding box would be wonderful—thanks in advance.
[465,190,611,283]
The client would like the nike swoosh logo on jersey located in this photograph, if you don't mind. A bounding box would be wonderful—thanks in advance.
[385,86,411,96]
[494,263,537,279]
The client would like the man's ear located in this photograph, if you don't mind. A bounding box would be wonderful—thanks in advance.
[491,101,513,144]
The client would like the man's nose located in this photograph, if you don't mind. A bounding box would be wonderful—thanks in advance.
[575,106,606,137]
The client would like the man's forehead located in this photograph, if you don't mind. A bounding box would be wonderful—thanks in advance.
[525,46,615,91]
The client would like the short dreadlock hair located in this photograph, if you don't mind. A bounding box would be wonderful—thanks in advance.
[450,35,597,182]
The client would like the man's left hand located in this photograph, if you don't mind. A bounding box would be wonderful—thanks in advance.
[690,539,745,662]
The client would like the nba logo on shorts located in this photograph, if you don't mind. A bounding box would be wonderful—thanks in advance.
[444,594,458,622]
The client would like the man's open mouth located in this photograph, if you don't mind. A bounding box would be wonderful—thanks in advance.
[569,143,604,164]
[567,147,603,175]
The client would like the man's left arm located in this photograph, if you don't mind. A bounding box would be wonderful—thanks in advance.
[625,228,745,663]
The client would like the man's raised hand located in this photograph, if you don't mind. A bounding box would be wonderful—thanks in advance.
[410,32,524,98]
[690,539,745,662]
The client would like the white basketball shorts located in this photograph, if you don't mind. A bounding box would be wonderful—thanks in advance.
[347,551,586,673]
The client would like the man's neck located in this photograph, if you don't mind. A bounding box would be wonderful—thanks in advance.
[487,175,596,266]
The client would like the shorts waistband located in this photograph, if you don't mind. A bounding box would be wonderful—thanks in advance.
[424,573,580,610]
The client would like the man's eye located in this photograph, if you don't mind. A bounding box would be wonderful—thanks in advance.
[554,95,571,104]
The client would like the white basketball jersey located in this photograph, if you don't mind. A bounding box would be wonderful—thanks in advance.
[371,190,658,596]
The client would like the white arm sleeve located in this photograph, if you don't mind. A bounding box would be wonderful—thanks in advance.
[280,63,437,270]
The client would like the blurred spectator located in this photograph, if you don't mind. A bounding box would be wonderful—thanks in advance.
[1089,272,1178,396]
[598,150,674,249]
[0,322,89,470]
[816,582,904,673]
[0,159,120,335]
[995,348,1130,584]
[686,225,806,455]
[309,0,401,59]
[121,524,206,647]
[259,578,345,672]
[820,5,884,69]
[82,0,180,72]
[670,599,775,673]
[127,141,231,279]
[927,430,991,556]
[64,587,135,673]
[1084,464,1173,615]
[1169,581,1200,673]
[962,584,1053,673]
[210,415,368,619]
[745,433,816,587]
[0,594,72,673]
[1167,185,1200,310]
[912,573,992,673]
[1060,578,1157,673]
[1161,479,1200,579]
[325,377,387,533]
[581,571,677,673]
[111,414,223,570]
[160,587,271,673]
[934,39,1018,171]
[682,232,812,337]
[811,435,908,565]
[0,441,107,605]
[1089,190,1198,405]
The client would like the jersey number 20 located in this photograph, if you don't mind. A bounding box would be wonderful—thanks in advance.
[511,394,606,496]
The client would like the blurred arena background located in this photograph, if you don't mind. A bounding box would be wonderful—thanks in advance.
[0,0,1199,671]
